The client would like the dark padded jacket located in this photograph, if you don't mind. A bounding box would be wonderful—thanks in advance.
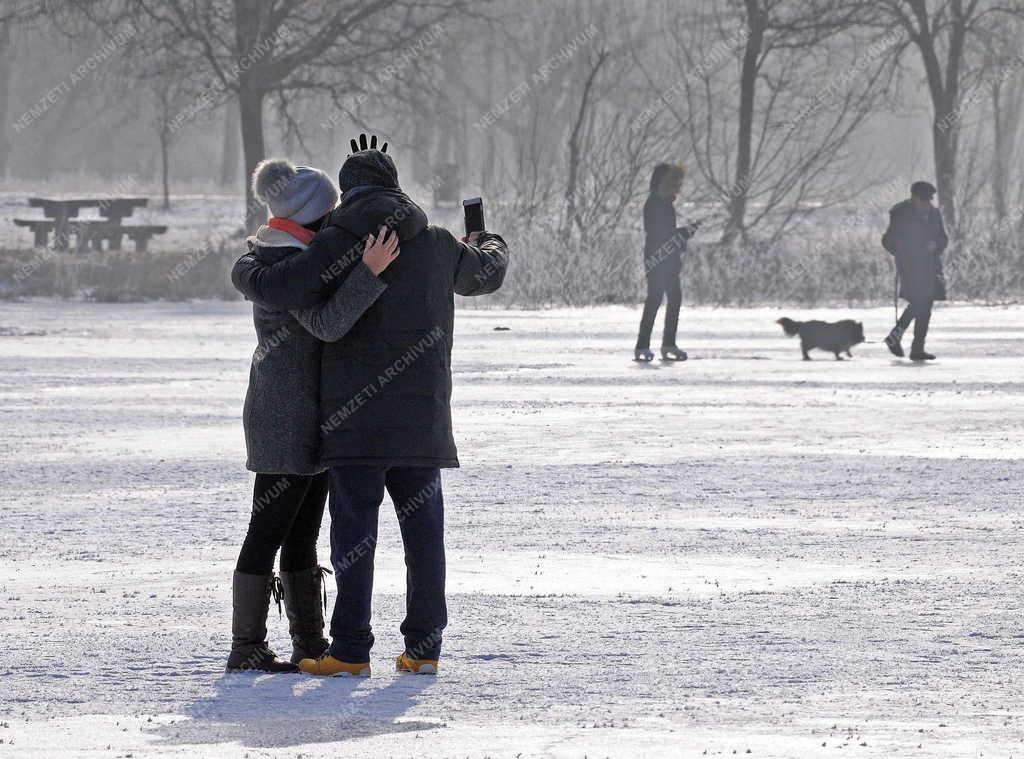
[643,193,696,280]
[232,187,508,469]
[882,200,948,302]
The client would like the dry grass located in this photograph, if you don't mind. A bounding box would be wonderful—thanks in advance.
[0,244,241,302]
[2,223,1020,306]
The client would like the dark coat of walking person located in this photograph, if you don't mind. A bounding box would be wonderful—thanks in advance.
[635,163,699,362]
[226,159,400,674]
[882,180,948,361]
[231,148,509,677]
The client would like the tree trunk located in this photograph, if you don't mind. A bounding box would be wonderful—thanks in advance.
[991,82,1007,222]
[481,42,497,193]
[563,51,607,244]
[238,86,266,232]
[234,0,268,232]
[160,125,171,209]
[931,113,957,231]
[0,22,11,177]
[220,100,240,188]
[724,0,766,244]
[912,1,968,233]
[990,73,1023,223]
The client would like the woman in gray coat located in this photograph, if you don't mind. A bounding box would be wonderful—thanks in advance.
[227,158,400,673]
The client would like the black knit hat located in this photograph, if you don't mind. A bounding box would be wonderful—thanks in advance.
[910,180,936,200]
[338,150,399,192]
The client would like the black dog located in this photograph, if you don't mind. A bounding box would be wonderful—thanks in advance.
[777,317,865,360]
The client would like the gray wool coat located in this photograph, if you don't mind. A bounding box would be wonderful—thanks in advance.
[242,226,386,475]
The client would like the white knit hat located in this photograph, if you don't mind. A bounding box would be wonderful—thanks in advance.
[251,159,339,225]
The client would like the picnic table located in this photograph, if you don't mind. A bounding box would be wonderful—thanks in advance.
[13,197,168,251]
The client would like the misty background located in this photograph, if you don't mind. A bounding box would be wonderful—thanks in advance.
[0,0,1022,305]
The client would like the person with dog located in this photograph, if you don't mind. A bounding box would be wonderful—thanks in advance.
[232,144,508,677]
[634,163,700,362]
[882,180,948,361]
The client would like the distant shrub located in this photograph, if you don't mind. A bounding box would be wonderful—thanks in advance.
[467,204,1024,307]
[0,242,242,302]
[2,215,1021,306]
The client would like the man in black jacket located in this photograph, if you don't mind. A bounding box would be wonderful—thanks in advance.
[882,181,948,361]
[232,148,508,676]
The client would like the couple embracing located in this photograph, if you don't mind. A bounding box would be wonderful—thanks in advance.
[226,139,508,677]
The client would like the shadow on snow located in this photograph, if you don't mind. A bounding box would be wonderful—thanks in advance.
[148,670,439,749]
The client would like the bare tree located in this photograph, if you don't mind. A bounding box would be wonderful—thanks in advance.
[562,47,609,243]
[645,0,898,244]
[219,103,240,189]
[869,0,1021,232]
[0,0,62,177]
[121,0,465,229]
[149,71,199,209]
[978,20,1024,220]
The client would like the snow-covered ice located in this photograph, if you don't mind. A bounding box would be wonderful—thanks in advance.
[0,300,1021,758]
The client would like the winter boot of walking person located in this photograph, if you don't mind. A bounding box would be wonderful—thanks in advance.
[280,566,331,664]
[909,309,935,361]
[225,572,298,673]
[885,327,905,357]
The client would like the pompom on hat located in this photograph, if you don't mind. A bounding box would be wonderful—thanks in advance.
[251,159,339,225]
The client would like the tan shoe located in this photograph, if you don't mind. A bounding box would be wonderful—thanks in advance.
[396,652,439,674]
[298,654,370,677]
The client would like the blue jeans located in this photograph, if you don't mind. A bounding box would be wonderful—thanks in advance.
[327,466,447,662]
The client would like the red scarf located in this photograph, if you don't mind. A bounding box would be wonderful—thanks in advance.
[268,217,316,245]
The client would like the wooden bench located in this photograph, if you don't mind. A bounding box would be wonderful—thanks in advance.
[13,219,54,248]
[13,218,167,251]
[16,197,162,251]
[122,225,168,252]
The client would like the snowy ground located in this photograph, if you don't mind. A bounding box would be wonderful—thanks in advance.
[0,300,1022,758]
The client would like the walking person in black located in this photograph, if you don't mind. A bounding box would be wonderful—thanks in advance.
[635,163,699,362]
[882,180,948,361]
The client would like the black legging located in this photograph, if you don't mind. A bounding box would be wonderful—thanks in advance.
[636,270,682,351]
[236,472,328,575]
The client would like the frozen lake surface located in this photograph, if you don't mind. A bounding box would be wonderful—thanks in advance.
[0,300,1021,758]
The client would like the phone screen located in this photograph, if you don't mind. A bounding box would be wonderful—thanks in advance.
[463,198,484,235]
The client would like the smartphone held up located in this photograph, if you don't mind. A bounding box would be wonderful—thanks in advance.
[463,197,484,237]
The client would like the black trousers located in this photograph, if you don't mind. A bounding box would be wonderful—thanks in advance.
[895,299,934,351]
[236,472,329,576]
[636,270,682,350]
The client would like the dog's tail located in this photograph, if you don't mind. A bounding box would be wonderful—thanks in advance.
[776,317,800,337]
